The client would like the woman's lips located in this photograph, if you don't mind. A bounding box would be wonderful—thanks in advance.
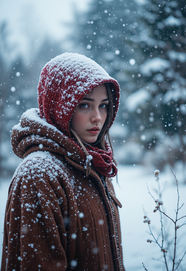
[87,127,100,134]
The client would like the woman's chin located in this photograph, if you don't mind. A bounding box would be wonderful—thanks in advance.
[82,136,98,144]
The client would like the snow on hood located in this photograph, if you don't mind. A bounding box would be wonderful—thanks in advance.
[38,52,120,136]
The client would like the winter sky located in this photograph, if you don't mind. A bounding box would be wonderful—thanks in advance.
[0,0,146,61]
[0,0,90,58]
[0,0,90,40]
[1,0,145,42]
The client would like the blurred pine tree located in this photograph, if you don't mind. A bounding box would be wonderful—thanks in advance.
[126,0,186,172]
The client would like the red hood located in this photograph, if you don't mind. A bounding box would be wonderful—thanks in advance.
[38,52,120,136]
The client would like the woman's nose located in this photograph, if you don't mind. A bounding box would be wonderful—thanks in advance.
[90,108,102,123]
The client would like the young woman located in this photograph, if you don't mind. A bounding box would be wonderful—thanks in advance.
[1,53,125,271]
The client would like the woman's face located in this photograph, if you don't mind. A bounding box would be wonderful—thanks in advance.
[71,84,109,143]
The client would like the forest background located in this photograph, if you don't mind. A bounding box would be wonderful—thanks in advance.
[1,0,186,182]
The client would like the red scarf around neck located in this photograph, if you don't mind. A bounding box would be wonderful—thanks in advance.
[70,130,117,178]
[86,142,118,178]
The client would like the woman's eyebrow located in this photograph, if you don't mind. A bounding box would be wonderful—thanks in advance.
[82,98,109,102]
[82,97,94,101]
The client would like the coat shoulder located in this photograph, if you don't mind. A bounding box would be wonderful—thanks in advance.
[9,151,70,195]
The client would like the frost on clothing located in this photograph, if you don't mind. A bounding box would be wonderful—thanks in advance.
[13,108,117,178]
[1,109,125,271]
[38,52,120,136]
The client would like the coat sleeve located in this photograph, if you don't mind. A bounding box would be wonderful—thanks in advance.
[1,158,70,271]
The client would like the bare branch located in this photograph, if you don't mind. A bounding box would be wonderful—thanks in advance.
[142,262,148,271]
[177,215,186,222]
[143,169,186,271]
[158,209,175,224]
[175,250,186,271]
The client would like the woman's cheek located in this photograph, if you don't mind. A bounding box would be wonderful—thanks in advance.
[73,112,88,127]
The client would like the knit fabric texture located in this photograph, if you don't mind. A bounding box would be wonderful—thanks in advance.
[38,52,120,136]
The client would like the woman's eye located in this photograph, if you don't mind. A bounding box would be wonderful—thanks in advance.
[100,103,108,109]
[79,103,89,109]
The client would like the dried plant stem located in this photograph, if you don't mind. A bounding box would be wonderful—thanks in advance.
[147,181,169,270]
[142,262,148,271]
[175,251,186,271]
[144,169,186,271]
[171,169,179,271]
[157,180,169,271]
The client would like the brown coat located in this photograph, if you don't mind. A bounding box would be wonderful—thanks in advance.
[1,109,125,271]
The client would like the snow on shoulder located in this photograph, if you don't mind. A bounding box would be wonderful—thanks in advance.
[21,108,61,133]
[11,151,69,194]
[12,108,61,137]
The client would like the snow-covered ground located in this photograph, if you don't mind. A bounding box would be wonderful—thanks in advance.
[1,165,186,270]
[114,166,186,271]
